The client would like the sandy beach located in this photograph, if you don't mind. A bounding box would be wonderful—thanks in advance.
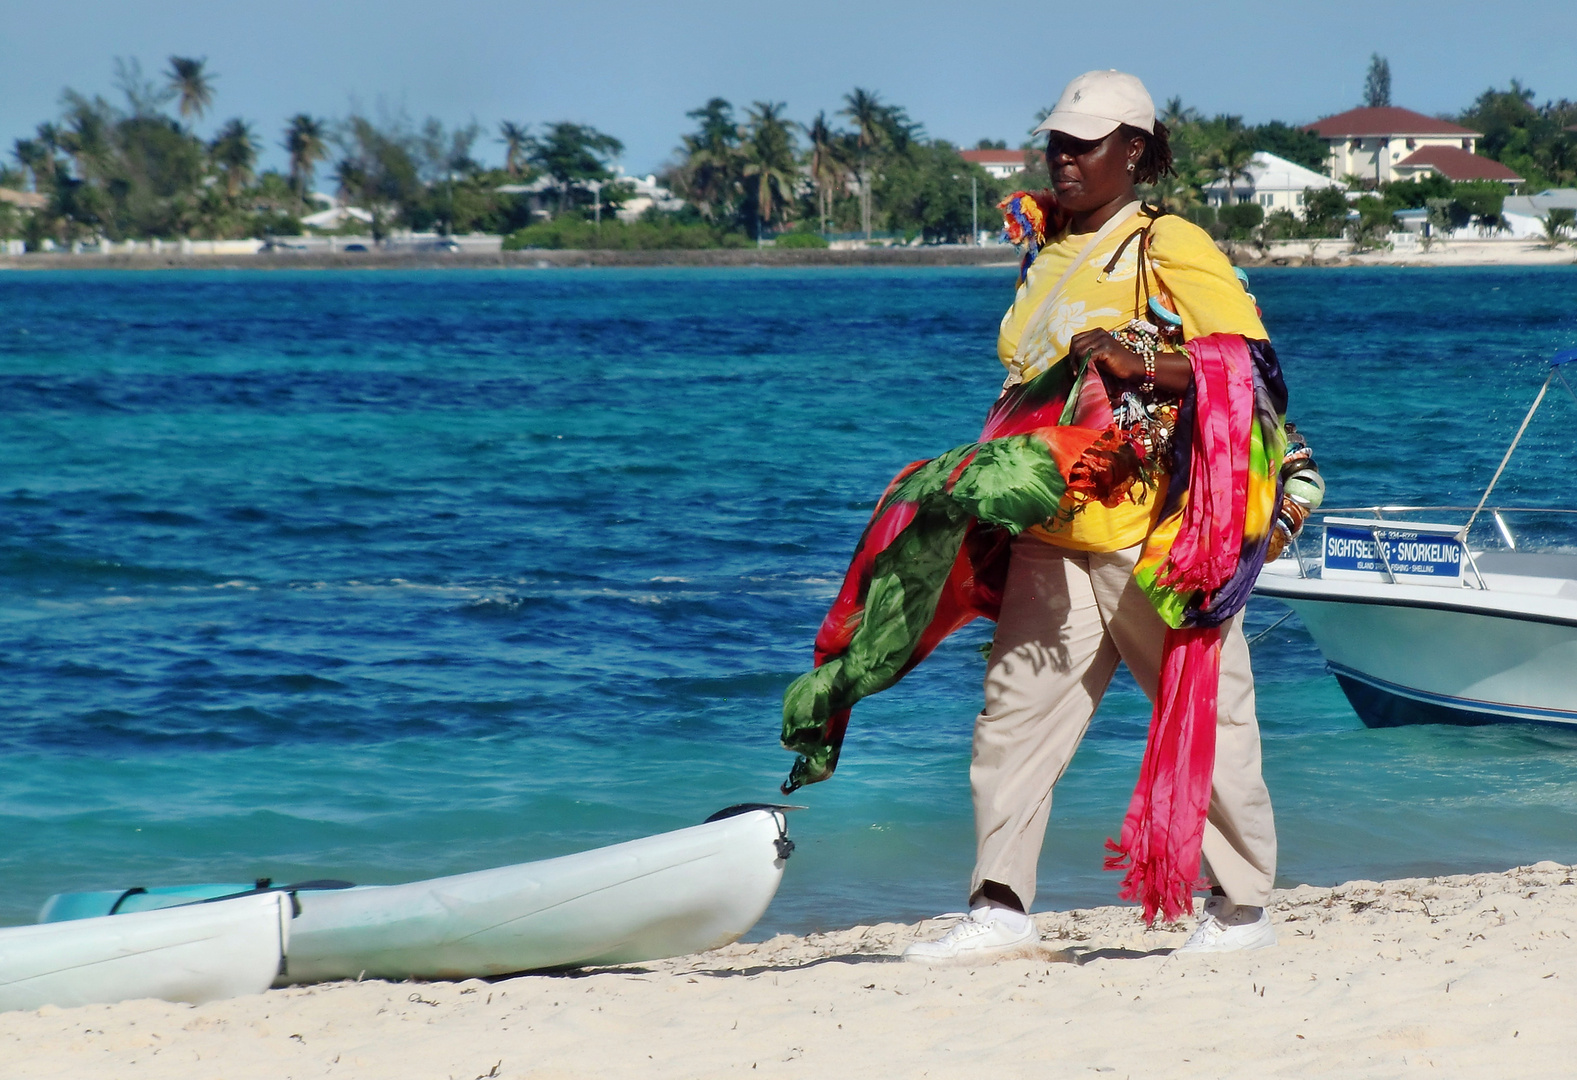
[3,861,1572,1079]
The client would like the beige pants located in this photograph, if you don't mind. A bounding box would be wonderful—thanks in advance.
[969,536,1277,910]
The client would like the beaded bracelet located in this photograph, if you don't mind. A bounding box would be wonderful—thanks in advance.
[1141,349,1156,396]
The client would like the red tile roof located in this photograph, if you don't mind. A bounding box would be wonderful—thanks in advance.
[1395,146,1523,182]
[959,149,1028,167]
[1306,106,1479,138]
[0,187,47,210]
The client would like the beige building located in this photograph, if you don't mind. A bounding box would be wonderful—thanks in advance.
[1306,106,1521,187]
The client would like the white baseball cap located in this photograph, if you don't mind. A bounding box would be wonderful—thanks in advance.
[1033,70,1156,141]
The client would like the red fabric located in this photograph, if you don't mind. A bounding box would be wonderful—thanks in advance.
[1103,334,1257,924]
[1158,335,1253,595]
[1104,626,1221,923]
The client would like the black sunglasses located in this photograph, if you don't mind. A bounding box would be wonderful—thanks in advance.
[1044,131,1105,159]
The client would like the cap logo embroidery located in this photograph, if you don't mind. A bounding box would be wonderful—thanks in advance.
[1071,90,1083,103]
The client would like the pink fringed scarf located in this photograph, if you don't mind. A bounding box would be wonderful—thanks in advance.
[1103,335,1254,924]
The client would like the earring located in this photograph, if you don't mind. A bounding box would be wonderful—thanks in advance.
[1127,162,1136,172]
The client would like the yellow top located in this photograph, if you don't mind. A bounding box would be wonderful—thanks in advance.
[996,210,1267,551]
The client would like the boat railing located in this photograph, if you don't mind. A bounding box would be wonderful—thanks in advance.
[1284,506,1577,588]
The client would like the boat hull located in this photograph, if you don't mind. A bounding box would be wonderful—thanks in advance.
[281,808,789,983]
[0,892,288,1013]
[1257,573,1577,729]
[36,809,791,983]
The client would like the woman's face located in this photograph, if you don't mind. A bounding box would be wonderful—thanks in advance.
[1045,129,1141,213]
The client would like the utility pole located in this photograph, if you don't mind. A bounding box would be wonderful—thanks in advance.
[861,168,871,240]
[971,175,978,245]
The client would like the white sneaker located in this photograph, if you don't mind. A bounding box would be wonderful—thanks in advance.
[1174,895,1277,953]
[902,906,1037,965]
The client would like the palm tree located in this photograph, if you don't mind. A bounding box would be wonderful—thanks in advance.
[1143,170,1202,215]
[802,111,846,235]
[210,119,257,198]
[1538,207,1575,247]
[673,98,743,222]
[1208,138,1256,205]
[35,123,63,178]
[498,121,530,176]
[166,57,215,122]
[284,115,328,199]
[741,101,797,237]
[1159,96,1200,129]
[841,88,886,238]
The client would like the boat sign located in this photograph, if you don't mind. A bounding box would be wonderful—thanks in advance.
[1321,518,1464,587]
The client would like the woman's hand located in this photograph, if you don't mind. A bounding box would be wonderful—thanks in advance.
[1067,327,1194,396]
[1068,328,1143,381]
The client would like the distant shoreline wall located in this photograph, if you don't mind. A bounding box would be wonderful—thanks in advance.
[0,239,1571,271]
[0,246,1020,271]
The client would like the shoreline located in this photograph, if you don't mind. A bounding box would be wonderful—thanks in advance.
[3,861,1572,1078]
[1,239,1573,272]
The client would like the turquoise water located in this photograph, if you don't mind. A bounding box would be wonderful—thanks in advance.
[4,266,1577,935]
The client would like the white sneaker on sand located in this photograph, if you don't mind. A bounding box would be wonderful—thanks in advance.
[902,905,1037,965]
[1175,895,1277,953]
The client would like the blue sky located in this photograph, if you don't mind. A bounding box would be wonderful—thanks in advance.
[3,0,1574,178]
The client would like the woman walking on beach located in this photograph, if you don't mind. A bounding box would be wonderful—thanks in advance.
[780,70,1288,961]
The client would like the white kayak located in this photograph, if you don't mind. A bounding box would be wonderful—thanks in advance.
[0,891,290,1013]
[281,805,794,983]
[37,805,795,983]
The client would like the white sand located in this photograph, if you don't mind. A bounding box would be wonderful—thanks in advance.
[1242,237,1577,268]
[3,862,1574,1079]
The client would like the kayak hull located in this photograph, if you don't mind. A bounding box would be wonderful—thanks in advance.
[0,892,289,1013]
[36,808,792,984]
[283,808,790,982]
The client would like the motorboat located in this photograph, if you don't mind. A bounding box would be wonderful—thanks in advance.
[1254,349,1577,730]
[36,804,795,983]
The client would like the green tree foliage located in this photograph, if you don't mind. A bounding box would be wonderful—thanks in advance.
[1301,186,1350,237]
[1538,207,1575,246]
[1456,81,1577,189]
[740,102,798,232]
[1349,195,1394,250]
[498,121,530,177]
[665,98,743,223]
[165,57,215,122]
[1363,54,1392,109]
[1217,201,1264,239]
[526,122,623,212]
[6,62,1568,253]
[285,114,328,196]
[802,111,851,235]
[211,119,258,197]
[333,116,422,241]
[1248,121,1328,171]
[502,212,747,250]
[775,230,828,249]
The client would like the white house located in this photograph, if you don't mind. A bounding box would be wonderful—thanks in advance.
[300,204,374,230]
[1500,189,1577,240]
[612,172,685,222]
[1203,151,1344,215]
[495,168,682,222]
[1305,106,1522,187]
[958,149,1029,180]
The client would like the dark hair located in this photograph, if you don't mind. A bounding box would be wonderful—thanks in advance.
[1120,120,1174,185]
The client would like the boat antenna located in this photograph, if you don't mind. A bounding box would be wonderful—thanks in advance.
[1460,348,1577,542]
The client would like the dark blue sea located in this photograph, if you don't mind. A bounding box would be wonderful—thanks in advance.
[4,265,1577,935]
